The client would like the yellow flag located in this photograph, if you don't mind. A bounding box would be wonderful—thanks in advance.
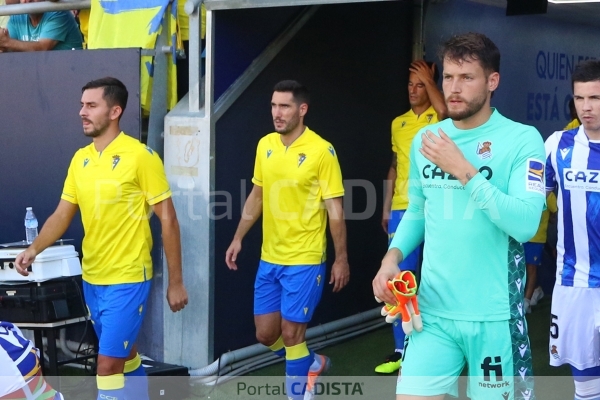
[88,0,177,112]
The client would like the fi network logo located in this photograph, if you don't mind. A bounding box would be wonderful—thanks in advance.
[481,356,503,381]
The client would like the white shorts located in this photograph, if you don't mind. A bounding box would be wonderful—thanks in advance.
[549,284,600,370]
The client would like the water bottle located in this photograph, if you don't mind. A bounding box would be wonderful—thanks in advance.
[24,207,38,244]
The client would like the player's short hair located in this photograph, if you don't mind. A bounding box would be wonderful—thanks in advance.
[273,80,310,106]
[572,60,600,90]
[438,32,500,76]
[82,77,128,115]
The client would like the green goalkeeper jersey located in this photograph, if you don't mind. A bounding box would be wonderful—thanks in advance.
[390,109,546,321]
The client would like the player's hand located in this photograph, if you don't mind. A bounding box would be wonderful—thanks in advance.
[372,249,402,304]
[14,248,37,277]
[420,128,476,184]
[225,239,242,270]
[167,282,188,312]
[381,211,390,234]
[409,60,435,84]
[330,257,350,293]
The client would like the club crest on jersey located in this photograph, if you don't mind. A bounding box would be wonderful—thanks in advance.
[550,345,560,360]
[476,141,492,159]
[112,155,121,170]
[267,149,273,158]
[426,114,434,123]
[526,158,545,195]
[298,153,306,167]
[83,158,90,168]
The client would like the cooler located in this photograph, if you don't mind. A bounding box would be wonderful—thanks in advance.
[0,244,82,281]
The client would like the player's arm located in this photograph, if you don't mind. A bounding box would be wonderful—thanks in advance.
[0,37,58,51]
[153,197,188,312]
[544,132,559,197]
[324,196,349,292]
[15,200,78,275]
[373,141,425,303]
[410,60,447,120]
[382,153,397,233]
[225,184,263,270]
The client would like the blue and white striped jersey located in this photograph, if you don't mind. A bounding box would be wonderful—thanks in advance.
[545,126,600,288]
[0,321,39,396]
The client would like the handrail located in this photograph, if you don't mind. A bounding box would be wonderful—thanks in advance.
[184,0,202,15]
[0,0,90,16]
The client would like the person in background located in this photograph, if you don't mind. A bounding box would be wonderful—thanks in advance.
[0,321,64,399]
[0,0,82,52]
[564,97,581,130]
[225,80,350,400]
[376,59,446,374]
[15,77,188,400]
[523,191,557,313]
[545,59,600,400]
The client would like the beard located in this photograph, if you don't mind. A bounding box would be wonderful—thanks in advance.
[447,91,487,121]
[274,113,301,135]
[82,118,110,138]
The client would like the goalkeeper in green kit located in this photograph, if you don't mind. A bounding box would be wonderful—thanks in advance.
[372,32,545,400]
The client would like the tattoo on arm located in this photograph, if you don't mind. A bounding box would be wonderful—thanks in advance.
[466,172,473,182]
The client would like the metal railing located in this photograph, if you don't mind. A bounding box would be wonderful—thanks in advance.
[0,0,90,16]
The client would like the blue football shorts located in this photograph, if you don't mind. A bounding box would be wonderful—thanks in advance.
[254,260,326,323]
[523,242,544,266]
[389,209,421,271]
[83,280,151,358]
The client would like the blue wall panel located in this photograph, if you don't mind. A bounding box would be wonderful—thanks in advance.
[425,0,600,138]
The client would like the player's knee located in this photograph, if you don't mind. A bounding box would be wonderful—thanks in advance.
[256,330,280,346]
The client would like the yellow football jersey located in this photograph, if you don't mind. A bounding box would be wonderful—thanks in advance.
[61,133,171,284]
[252,128,344,265]
[530,192,558,243]
[391,105,438,210]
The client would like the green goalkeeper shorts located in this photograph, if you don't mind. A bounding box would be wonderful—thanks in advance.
[396,313,535,400]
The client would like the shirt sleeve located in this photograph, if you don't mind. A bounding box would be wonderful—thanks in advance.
[38,12,72,42]
[544,132,559,193]
[137,146,171,205]
[251,139,263,187]
[61,155,78,204]
[391,120,398,154]
[319,144,344,199]
[7,15,19,40]
[464,127,546,243]
[389,138,425,257]
[547,192,558,214]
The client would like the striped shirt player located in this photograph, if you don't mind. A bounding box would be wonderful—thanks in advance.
[0,321,63,399]
[545,125,600,388]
